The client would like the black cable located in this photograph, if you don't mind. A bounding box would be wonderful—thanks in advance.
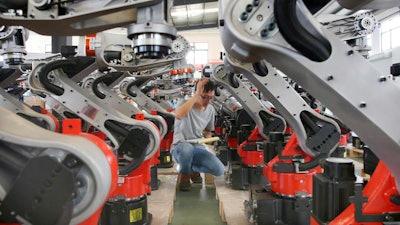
[274,0,331,62]
[38,59,76,96]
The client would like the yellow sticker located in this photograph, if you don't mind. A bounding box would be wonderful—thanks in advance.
[165,156,171,163]
[129,208,143,222]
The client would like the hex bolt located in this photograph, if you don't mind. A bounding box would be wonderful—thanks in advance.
[379,76,387,82]
[76,180,83,187]
[240,12,248,21]
[260,29,269,37]
[64,156,79,168]
[246,4,253,13]
[347,50,354,55]
[253,0,260,7]
[268,23,276,30]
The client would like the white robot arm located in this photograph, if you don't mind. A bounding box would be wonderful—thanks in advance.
[220,0,400,191]
[0,0,162,36]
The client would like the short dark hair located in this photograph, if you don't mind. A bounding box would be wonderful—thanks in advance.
[203,80,215,93]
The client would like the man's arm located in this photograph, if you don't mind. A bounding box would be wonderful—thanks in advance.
[175,79,207,120]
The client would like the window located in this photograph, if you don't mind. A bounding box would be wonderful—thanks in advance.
[186,42,208,65]
[25,31,81,54]
[380,15,400,51]
[25,31,52,53]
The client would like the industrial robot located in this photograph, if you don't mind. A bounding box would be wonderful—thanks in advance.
[86,30,192,169]
[0,0,179,224]
[219,0,400,224]
[0,104,119,225]
[209,64,287,190]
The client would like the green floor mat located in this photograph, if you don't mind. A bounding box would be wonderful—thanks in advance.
[169,183,227,225]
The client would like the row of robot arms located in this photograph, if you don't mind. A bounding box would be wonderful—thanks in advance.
[206,0,377,192]
[0,0,195,225]
[208,0,400,224]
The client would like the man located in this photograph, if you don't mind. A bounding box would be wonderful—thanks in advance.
[171,79,225,191]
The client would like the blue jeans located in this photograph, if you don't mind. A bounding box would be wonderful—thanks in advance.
[172,142,225,176]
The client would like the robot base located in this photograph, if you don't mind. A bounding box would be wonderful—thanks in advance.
[244,184,311,225]
[100,195,152,225]
[231,163,268,190]
[149,165,161,191]
[217,146,241,166]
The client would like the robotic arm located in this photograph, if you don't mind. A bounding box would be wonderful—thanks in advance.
[0,88,57,131]
[210,63,286,140]
[0,106,118,225]
[335,0,400,10]
[220,0,400,192]
[0,25,27,88]
[28,58,161,175]
[82,69,168,138]
[224,55,341,161]
[92,32,188,77]
[0,0,163,36]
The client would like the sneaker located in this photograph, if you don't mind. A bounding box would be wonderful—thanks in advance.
[179,174,191,191]
[190,172,203,183]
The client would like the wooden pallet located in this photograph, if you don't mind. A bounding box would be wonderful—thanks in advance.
[348,147,364,157]
[150,164,251,225]
[214,176,252,225]
[148,172,178,225]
